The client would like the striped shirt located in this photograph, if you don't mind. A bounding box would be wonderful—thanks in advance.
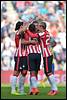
[25,29,52,56]
[27,44,41,54]
[14,31,28,57]
[39,30,52,57]
[25,30,42,54]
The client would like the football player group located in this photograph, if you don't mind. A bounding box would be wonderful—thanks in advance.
[10,18,58,96]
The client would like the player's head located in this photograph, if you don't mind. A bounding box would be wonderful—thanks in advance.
[15,21,23,31]
[40,22,46,29]
[37,21,46,32]
[29,23,36,33]
[32,20,40,33]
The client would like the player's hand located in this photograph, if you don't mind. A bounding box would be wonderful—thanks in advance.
[30,40,38,45]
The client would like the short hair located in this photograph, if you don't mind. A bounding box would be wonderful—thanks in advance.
[33,20,38,24]
[29,23,36,33]
[15,21,23,31]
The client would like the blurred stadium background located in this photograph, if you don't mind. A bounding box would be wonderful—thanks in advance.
[1,1,66,87]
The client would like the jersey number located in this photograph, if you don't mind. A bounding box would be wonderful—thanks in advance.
[46,34,50,45]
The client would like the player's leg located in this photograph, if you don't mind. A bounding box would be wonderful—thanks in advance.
[43,55,58,95]
[10,56,20,94]
[10,71,20,94]
[35,53,41,87]
[28,53,39,95]
[34,53,41,94]
[18,56,28,94]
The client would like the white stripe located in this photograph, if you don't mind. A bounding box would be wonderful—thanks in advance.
[39,32,44,36]
[43,48,48,57]
[29,45,33,53]
[32,45,37,53]
[36,45,40,53]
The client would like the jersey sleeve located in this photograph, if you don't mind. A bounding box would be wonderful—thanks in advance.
[15,33,20,48]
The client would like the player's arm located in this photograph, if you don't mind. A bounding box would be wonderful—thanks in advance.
[26,30,41,43]
[15,33,20,48]
[21,39,38,45]
[26,30,38,38]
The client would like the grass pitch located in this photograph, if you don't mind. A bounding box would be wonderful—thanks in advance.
[1,86,66,99]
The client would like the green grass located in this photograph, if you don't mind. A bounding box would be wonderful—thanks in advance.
[1,86,66,99]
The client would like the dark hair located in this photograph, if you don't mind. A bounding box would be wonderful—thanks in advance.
[33,20,38,24]
[40,22,46,29]
[15,21,23,31]
[29,23,36,33]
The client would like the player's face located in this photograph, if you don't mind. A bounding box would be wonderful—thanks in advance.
[19,25,23,32]
[33,23,40,33]
[37,24,44,32]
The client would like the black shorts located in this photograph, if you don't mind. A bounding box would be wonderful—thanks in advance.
[14,56,28,71]
[43,55,53,76]
[28,53,41,72]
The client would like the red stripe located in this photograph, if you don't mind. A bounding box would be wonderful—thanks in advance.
[45,57,48,72]
[46,47,50,56]
[44,50,46,57]
[38,45,41,53]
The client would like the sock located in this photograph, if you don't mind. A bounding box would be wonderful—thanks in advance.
[30,76,37,88]
[18,74,25,93]
[48,74,58,91]
[10,75,17,93]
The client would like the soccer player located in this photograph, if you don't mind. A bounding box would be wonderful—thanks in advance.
[37,21,58,96]
[10,21,29,95]
[25,23,42,95]
[10,20,39,95]
[26,20,58,95]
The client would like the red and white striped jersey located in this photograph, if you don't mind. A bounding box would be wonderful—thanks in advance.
[27,44,41,54]
[24,30,42,54]
[14,31,28,57]
[26,29,52,57]
[25,30,41,54]
[39,30,52,57]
